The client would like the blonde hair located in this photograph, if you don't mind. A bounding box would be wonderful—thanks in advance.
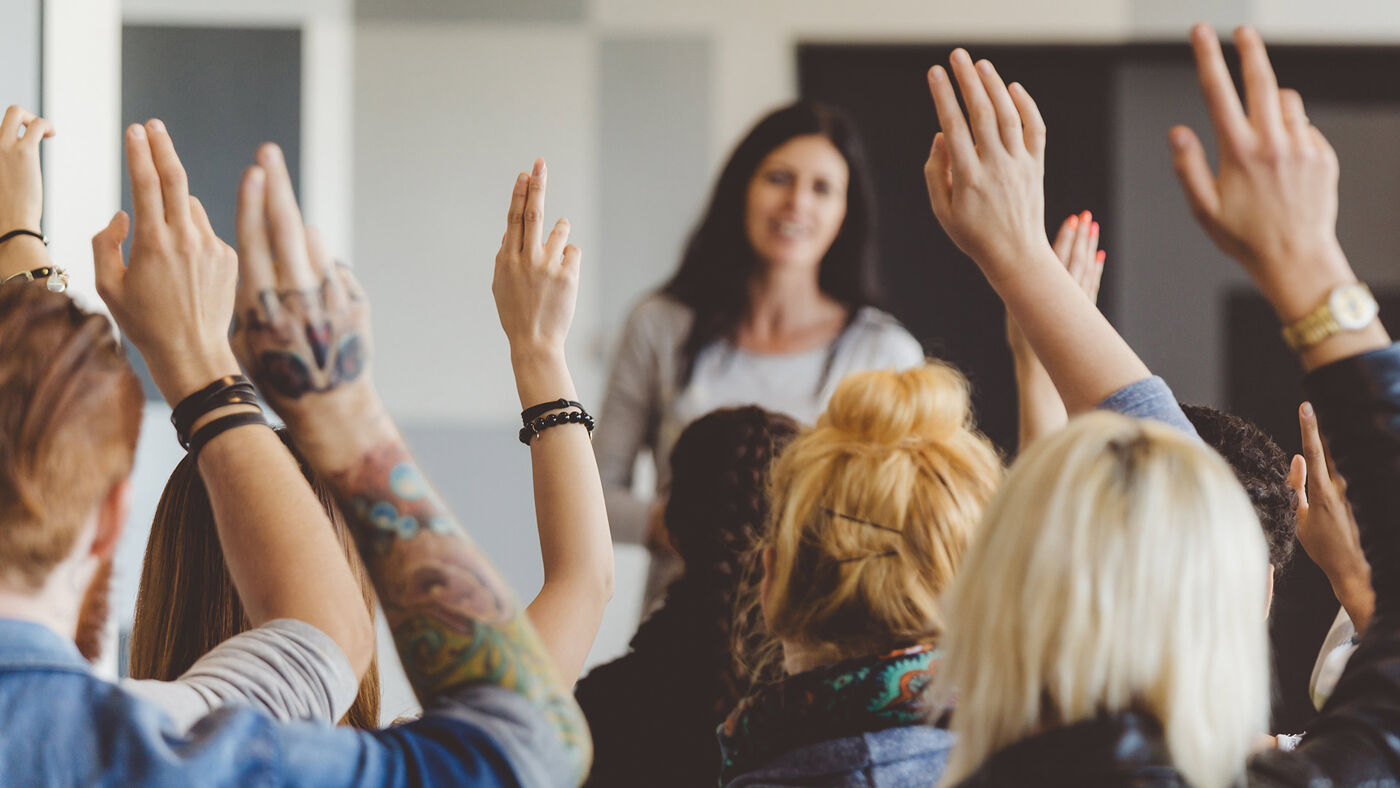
[756,362,1002,671]
[937,411,1270,788]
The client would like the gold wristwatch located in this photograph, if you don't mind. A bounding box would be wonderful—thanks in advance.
[1281,282,1379,352]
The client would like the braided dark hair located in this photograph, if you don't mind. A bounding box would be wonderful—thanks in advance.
[624,406,800,716]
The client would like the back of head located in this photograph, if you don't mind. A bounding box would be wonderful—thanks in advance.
[1180,403,1296,568]
[938,412,1270,788]
[129,430,381,728]
[760,362,1002,667]
[0,286,142,591]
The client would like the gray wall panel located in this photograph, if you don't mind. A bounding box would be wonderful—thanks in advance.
[1,0,41,117]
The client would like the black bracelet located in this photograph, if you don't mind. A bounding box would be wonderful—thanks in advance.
[188,411,270,459]
[0,229,46,246]
[171,375,263,449]
[518,408,595,445]
[521,398,585,425]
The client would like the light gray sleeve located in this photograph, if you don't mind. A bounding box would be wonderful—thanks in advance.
[1095,376,1198,437]
[121,618,358,734]
[594,300,665,544]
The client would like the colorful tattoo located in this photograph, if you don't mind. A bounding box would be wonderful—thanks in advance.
[237,275,368,400]
[333,442,592,775]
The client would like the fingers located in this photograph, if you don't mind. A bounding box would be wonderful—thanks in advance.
[188,196,213,237]
[235,165,275,303]
[0,105,36,142]
[1069,210,1093,283]
[924,131,952,218]
[950,49,1001,154]
[544,217,571,264]
[1088,249,1105,303]
[125,124,164,230]
[92,210,130,300]
[523,158,547,252]
[975,59,1023,153]
[1051,214,1078,262]
[257,143,317,286]
[1008,82,1046,163]
[1288,454,1309,515]
[927,66,976,170]
[1298,401,1333,496]
[1235,26,1286,144]
[1279,88,1311,145]
[504,172,529,253]
[1190,24,1250,145]
[18,117,53,149]
[145,120,191,224]
[561,243,582,275]
[1169,126,1221,226]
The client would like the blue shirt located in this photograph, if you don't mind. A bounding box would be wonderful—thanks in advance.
[0,618,571,787]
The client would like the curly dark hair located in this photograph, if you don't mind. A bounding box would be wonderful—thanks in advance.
[1181,403,1296,568]
[574,406,799,788]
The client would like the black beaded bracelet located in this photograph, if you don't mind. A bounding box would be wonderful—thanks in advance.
[188,411,271,459]
[521,398,585,425]
[172,375,263,449]
[518,407,595,445]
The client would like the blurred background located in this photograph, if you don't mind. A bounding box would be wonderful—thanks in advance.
[6,0,1400,730]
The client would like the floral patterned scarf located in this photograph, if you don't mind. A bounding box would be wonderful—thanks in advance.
[717,644,942,783]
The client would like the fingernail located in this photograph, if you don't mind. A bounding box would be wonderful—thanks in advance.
[129,123,145,139]
[952,48,970,63]
[1081,210,1092,222]
[516,172,528,185]
[1302,401,1314,418]
[248,167,264,186]
[532,159,544,176]
[1067,215,1079,229]
[1170,128,1190,150]
[976,59,993,74]
[148,119,165,133]
[1091,221,1100,236]
[1096,250,1106,264]
[1008,81,1023,93]
[929,65,946,82]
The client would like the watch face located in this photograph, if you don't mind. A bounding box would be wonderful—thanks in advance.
[1330,284,1380,330]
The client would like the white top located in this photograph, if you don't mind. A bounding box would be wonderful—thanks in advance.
[594,294,925,550]
[1310,606,1360,711]
[122,618,358,733]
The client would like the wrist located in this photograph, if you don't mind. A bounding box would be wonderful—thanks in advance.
[510,346,577,408]
[283,386,397,474]
[149,349,243,408]
[0,233,50,279]
[1258,242,1357,324]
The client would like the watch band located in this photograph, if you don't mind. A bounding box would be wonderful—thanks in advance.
[1281,283,1376,352]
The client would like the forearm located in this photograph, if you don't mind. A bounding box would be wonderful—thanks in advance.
[1334,571,1376,635]
[196,415,375,678]
[990,246,1152,414]
[325,429,591,779]
[516,351,614,683]
[1012,351,1069,451]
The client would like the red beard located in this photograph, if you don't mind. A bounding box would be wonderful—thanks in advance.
[74,558,113,663]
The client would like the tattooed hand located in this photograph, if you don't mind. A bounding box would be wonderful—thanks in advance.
[94,120,240,406]
[230,144,388,467]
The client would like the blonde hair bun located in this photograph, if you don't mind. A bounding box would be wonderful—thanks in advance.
[820,363,972,445]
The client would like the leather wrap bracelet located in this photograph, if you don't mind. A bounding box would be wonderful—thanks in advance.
[171,374,264,449]
[188,412,270,459]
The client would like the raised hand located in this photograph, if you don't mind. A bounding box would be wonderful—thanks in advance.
[230,144,384,469]
[1290,401,1374,633]
[94,120,240,406]
[492,158,582,406]
[1171,25,1388,369]
[0,106,53,234]
[924,48,1050,278]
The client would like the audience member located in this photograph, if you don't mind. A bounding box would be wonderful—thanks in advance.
[923,23,1400,787]
[716,363,1001,786]
[595,102,924,607]
[575,406,799,787]
[128,429,381,730]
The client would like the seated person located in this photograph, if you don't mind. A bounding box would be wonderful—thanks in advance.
[0,116,593,783]
[575,405,800,788]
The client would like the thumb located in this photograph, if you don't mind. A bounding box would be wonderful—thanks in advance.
[924,132,952,219]
[1288,453,1309,516]
[1168,126,1220,228]
[92,210,130,301]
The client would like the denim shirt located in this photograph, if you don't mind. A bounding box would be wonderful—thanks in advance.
[725,726,954,787]
[0,618,570,787]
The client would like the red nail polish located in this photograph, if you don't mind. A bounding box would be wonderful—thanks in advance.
[1096,250,1106,264]
[1091,222,1100,236]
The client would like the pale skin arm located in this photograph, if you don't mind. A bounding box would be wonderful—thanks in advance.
[924,51,1152,413]
[0,106,56,281]
[230,147,591,780]
[1168,25,1389,371]
[1009,211,1106,450]
[502,159,614,684]
[92,125,374,679]
[1288,401,1374,633]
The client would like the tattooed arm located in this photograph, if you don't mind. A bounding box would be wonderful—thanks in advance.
[231,144,592,783]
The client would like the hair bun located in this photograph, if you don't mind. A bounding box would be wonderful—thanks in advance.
[820,363,972,445]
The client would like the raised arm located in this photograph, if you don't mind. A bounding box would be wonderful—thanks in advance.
[229,146,591,781]
[500,159,613,684]
[1008,211,1106,450]
[923,51,1149,413]
[93,124,374,680]
[0,106,62,287]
